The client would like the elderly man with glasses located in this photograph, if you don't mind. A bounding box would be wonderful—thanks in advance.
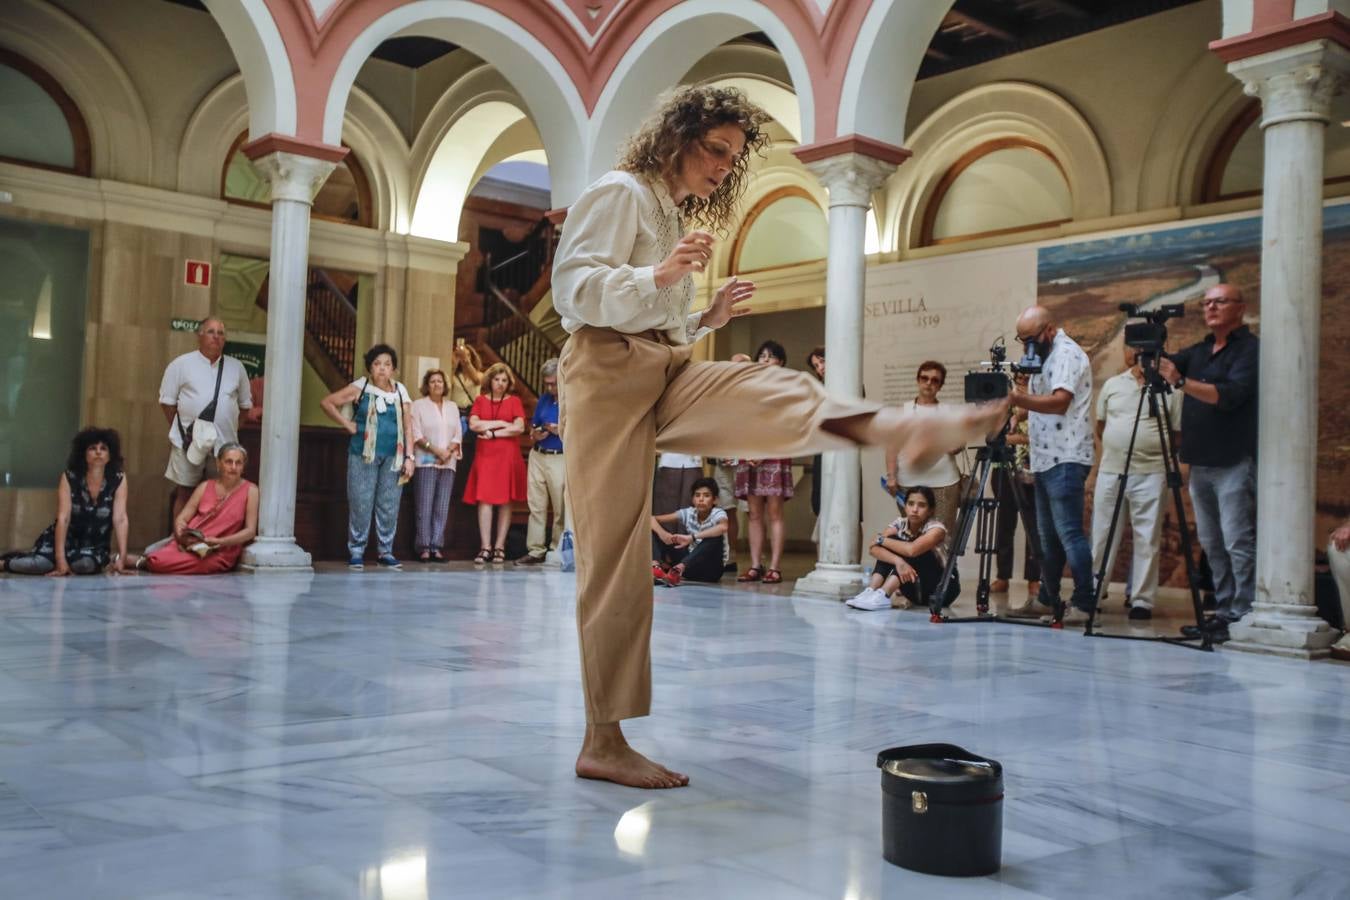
[1157,283,1259,642]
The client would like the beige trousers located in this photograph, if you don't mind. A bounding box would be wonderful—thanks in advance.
[559,327,878,723]
[525,451,566,557]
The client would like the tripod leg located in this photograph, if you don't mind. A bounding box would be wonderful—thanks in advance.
[930,449,992,620]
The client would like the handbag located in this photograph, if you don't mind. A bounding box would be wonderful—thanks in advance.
[177,357,226,448]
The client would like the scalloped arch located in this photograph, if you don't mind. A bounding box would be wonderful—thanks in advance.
[1,0,152,181]
[884,82,1112,253]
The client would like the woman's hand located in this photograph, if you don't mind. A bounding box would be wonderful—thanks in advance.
[699,277,756,330]
[435,446,453,465]
[1333,523,1350,552]
[657,529,675,546]
[654,231,714,288]
[402,457,415,479]
[896,562,918,585]
[452,445,463,461]
[47,558,71,577]
[203,536,224,549]
[671,534,693,549]
[345,420,358,436]
[884,474,900,497]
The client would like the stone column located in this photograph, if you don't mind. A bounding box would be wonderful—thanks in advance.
[240,151,337,572]
[792,152,898,599]
[1225,41,1349,657]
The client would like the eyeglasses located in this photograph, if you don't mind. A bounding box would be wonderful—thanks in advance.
[1201,298,1240,308]
[698,138,740,168]
[917,375,943,384]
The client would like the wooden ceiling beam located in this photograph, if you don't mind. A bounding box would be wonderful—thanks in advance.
[945,3,1020,43]
[1036,0,1090,19]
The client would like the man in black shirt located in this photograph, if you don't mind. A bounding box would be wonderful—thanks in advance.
[1158,283,1259,641]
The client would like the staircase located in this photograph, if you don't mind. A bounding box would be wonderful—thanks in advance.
[256,268,358,390]
[481,216,560,397]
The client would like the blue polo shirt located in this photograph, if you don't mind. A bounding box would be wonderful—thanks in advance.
[532,392,563,452]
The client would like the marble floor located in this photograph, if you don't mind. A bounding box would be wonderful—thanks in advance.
[0,565,1347,899]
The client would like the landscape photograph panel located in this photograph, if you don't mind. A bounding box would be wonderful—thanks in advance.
[1036,202,1350,588]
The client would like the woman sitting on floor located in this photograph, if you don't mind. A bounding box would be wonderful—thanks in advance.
[651,477,729,586]
[138,442,258,574]
[1,427,129,575]
[847,486,956,611]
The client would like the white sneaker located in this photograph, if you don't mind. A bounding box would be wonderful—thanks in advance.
[847,588,892,611]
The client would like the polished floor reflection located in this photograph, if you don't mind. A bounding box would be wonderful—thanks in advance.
[0,566,1347,898]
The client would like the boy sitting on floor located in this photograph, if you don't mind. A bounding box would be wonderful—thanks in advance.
[651,477,729,586]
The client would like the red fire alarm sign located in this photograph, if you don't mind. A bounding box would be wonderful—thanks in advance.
[184,259,212,287]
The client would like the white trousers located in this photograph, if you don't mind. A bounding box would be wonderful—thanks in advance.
[1091,471,1166,609]
[1331,539,1350,652]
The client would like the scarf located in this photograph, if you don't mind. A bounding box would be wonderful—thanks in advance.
[359,380,407,477]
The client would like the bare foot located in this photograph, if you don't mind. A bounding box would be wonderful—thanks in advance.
[576,722,689,789]
[870,399,1009,473]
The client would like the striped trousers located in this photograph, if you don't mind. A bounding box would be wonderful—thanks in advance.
[413,466,457,552]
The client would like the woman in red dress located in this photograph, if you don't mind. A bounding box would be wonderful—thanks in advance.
[462,362,527,564]
[140,442,259,574]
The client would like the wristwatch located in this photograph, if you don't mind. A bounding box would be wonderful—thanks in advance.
[1174,375,1186,389]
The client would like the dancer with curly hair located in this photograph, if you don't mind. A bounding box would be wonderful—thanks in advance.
[553,85,1005,789]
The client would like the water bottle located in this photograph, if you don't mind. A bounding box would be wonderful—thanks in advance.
[559,529,575,572]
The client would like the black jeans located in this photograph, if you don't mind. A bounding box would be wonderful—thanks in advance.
[652,534,725,583]
[873,549,955,607]
[994,469,1041,582]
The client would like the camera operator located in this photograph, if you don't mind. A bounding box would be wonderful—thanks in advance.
[1093,345,1181,621]
[1157,283,1258,641]
[1008,306,1096,624]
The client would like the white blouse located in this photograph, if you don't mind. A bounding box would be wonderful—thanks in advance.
[552,170,712,346]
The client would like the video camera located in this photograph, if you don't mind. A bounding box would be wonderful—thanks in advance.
[1120,302,1184,359]
[964,337,1044,402]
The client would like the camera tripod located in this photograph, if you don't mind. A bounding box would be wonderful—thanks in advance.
[925,419,1057,627]
[1083,358,1213,651]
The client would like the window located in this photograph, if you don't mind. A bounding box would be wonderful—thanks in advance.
[221,132,373,227]
[0,217,90,487]
[731,188,827,273]
[0,49,91,176]
[1202,100,1350,202]
[921,138,1071,246]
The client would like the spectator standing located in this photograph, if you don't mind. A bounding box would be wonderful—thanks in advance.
[1158,283,1259,642]
[1092,346,1181,621]
[806,346,825,519]
[463,362,527,565]
[885,361,963,550]
[990,411,1041,602]
[139,443,258,574]
[1,428,129,575]
[1329,519,1350,661]
[736,340,793,585]
[320,343,415,570]
[1008,306,1096,624]
[158,317,254,521]
[518,359,566,566]
[449,341,484,410]
[410,369,463,563]
[653,453,703,516]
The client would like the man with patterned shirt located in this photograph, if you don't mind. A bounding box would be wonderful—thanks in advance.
[1007,306,1096,624]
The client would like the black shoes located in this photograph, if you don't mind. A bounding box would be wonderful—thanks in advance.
[1127,606,1153,621]
[1180,618,1230,642]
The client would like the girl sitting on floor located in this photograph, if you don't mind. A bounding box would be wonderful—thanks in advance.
[650,477,729,586]
[848,485,956,611]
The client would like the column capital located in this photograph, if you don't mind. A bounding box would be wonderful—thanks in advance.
[801,152,899,208]
[248,150,339,205]
[1229,40,1350,127]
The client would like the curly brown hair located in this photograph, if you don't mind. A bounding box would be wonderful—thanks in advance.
[617,84,770,234]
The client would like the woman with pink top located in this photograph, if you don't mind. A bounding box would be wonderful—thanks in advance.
[138,442,258,574]
[410,368,463,562]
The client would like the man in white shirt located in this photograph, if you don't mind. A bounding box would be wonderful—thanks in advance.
[1092,346,1181,621]
[158,317,254,519]
[885,360,963,550]
[1008,306,1095,623]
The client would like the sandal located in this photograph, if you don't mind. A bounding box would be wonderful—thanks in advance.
[419,551,431,563]
[430,551,446,563]
[491,548,506,565]
[763,569,783,584]
[737,567,763,583]
[473,548,491,566]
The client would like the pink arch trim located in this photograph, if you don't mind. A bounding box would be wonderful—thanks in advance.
[256,0,877,143]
